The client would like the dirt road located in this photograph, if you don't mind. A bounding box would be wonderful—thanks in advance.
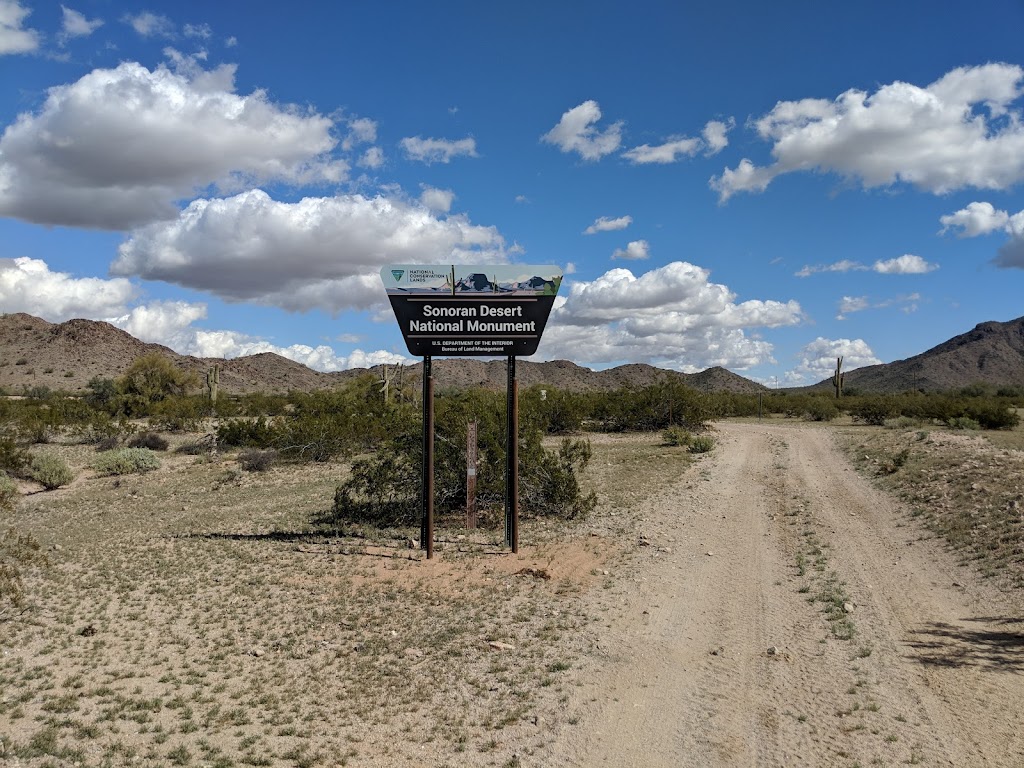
[545,421,1024,767]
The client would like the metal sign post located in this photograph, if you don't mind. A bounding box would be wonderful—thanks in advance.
[466,420,478,529]
[382,265,561,558]
[505,356,519,552]
[420,356,434,558]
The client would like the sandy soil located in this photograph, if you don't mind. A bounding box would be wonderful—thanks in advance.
[545,421,1024,767]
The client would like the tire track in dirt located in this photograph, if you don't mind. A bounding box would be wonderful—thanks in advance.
[782,425,1024,766]
[544,421,1024,767]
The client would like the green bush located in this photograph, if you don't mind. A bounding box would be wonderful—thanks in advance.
[802,398,839,422]
[28,452,75,490]
[1,528,47,616]
[947,416,981,431]
[0,436,29,475]
[93,447,161,475]
[963,401,1020,430]
[332,388,595,526]
[0,474,18,512]
[688,434,715,453]
[847,395,901,426]
[218,417,280,448]
[662,426,692,447]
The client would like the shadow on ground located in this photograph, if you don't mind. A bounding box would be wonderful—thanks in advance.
[907,616,1024,672]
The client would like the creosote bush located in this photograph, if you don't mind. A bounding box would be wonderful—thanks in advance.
[0,528,47,618]
[662,426,692,447]
[28,452,74,490]
[0,473,17,512]
[238,448,278,472]
[93,447,161,476]
[333,388,596,526]
[128,432,170,451]
[688,434,715,454]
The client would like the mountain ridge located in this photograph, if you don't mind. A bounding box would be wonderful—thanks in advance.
[2,312,1022,396]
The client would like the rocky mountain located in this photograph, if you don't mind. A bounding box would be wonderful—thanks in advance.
[3,312,1021,397]
[811,316,1024,393]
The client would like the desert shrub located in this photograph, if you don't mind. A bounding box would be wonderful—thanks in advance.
[520,386,586,434]
[23,385,52,401]
[15,413,54,444]
[520,438,596,519]
[803,398,839,422]
[0,436,29,475]
[585,378,710,433]
[175,437,215,456]
[947,416,981,431]
[688,434,715,453]
[238,448,278,472]
[0,474,17,512]
[72,411,133,446]
[963,400,1020,430]
[218,417,279,448]
[93,447,160,475]
[236,392,290,416]
[333,388,595,526]
[886,416,922,429]
[847,395,902,426]
[27,453,74,490]
[1,528,47,618]
[148,395,206,432]
[662,426,692,447]
[113,354,199,417]
[84,376,118,411]
[128,432,169,451]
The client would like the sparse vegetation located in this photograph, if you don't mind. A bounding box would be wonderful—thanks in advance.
[93,447,161,475]
[27,452,74,489]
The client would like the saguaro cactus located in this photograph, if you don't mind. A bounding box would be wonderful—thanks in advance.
[832,356,845,399]
[206,364,220,403]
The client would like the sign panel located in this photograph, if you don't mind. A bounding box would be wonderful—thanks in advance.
[381,265,562,357]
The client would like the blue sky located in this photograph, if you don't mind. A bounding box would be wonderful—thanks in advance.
[2,0,1023,385]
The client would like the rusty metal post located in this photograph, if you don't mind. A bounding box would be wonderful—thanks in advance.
[466,420,478,529]
[421,356,434,559]
[505,356,519,552]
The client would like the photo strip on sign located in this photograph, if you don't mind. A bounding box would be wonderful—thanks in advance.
[381,265,562,357]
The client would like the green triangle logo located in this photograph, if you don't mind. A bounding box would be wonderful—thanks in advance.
[391,270,404,281]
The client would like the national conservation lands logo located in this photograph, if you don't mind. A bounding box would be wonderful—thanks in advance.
[381,264,562,357]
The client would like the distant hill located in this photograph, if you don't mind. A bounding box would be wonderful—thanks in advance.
[0,312,768,396]
[809,316,1024,393]
[5,311,1020,398]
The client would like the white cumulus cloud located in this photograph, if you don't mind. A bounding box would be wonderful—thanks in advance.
[873,254,937,274]
[623,137,701,165]
[0,257,137,320]
[535,261,803,371]
[788,337,881,383]
[623,119,734,164]
[0,0,39,54]
[113,188,509,313]
[399,136,478,164]
[541,100,623,161]
[940,201,1024,269]
[712,64,1024,201]
[0,59,344,229]
[584,215,632,234]
[419,186,455,213]
[795,259,867,277]
[123,11,174,37]
[60,5,103,41]
[109,300,409,371]
[611,240,650,260]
